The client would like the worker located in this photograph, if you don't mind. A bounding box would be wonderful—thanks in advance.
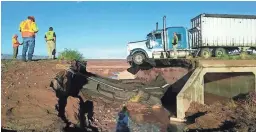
[45,27,56,59]
[19,16,39,62]
[172,32,179,59]
[12,34,22,59]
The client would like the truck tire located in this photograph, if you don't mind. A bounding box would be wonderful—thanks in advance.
[132,52,145,65]
[214,48,227,57]
[200,48,212,59]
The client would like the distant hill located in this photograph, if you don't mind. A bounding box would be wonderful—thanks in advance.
[1,54,48,60]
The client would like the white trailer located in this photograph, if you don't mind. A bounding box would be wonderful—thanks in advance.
[189,14,256,57]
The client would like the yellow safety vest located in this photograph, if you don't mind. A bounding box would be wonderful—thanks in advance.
[19,20,39,37]
[12,37,20,47]
[45,31,55,40]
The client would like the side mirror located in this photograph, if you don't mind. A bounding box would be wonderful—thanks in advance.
[146,41,153,49]
[151,31,156,40]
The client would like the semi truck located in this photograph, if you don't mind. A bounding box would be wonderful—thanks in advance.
[126,13,256,66]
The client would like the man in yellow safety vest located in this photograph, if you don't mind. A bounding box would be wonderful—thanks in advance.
[19,16,39,62]
[45,27,56,59]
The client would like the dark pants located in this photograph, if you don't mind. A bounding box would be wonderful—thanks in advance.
[22,37,35,61]
[13,47,18,59]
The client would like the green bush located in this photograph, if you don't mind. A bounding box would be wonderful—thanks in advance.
[58,48,84,61]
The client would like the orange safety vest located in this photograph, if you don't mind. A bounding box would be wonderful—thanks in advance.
[20,20,35,38]
[12,37,20,47]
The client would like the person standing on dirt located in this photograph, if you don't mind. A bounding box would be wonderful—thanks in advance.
[12,34,22,59]
[19,16,39,62]
[172,32,179,59]
[45,27,56,59]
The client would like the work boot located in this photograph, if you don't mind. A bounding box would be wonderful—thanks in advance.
[22,56,26,62]
[22,59,27,62]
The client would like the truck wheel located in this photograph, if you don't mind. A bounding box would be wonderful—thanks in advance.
[132,52,145,65]
[200,48,212,59]
[215,48,227,57]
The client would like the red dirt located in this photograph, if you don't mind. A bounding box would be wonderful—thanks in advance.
[86,59,129,77]
[136,67,190,84]
[185,92,256,131]
[1,60,64,130]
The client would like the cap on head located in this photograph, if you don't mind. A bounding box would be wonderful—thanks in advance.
[28,16,35,22]
[13,34,18,38]
[49,27,53,31]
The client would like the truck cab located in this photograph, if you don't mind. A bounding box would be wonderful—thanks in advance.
[127,23,191,66]
[146,27,189,50]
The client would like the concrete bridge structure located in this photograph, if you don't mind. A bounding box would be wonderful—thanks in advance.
[175,60,256,120]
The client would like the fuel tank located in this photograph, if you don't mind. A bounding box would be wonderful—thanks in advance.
[169,50,190,58]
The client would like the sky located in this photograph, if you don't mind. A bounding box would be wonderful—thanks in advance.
[1,1,256,59]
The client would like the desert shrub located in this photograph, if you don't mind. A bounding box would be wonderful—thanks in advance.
[58,48,84,61]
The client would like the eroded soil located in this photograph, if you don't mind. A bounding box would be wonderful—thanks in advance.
[185,92,256,132]
[1,60,65,131]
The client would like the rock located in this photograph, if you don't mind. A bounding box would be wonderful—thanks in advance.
[55,64,70,70]
[195,114,222,129]
[65,96,80,125]
[152,104,162,109]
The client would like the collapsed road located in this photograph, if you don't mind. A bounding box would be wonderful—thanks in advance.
[52,60,172,107]
[50,60,179,131]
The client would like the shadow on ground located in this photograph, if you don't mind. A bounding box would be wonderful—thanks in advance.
[1,128,17,132]
[160,70,194,116]
[50,60,100,132]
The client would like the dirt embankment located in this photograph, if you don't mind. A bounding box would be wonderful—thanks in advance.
[185,92,256,132]
[1,60,65,131]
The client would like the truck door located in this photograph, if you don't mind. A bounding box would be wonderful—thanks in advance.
[167,27,188,50]
[154,33,163,48]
